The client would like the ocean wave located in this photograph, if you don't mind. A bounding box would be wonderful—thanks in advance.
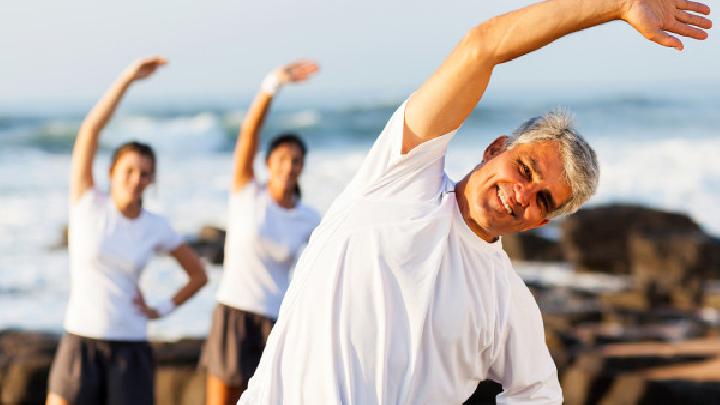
[3,93,718,154]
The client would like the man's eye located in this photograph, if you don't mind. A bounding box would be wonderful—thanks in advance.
[518,161,532,180]
[539,196,548,213]
[538,192,551,214]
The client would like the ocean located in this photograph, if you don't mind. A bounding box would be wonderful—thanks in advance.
[1,92,718,339]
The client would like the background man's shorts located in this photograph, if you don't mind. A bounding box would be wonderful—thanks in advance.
[48,333,154,405]
[200,303,275,387]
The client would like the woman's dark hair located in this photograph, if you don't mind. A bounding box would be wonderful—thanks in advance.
[109,141,157,178]
[264,133,307,199]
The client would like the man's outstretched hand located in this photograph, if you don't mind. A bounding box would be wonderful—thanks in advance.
[622,0,712,50]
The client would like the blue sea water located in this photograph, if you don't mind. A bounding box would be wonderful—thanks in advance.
[0,92,718,338]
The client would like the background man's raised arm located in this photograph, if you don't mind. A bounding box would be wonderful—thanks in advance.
[402,0,711,153]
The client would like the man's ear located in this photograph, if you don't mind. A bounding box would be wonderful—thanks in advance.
[482,135,508,163]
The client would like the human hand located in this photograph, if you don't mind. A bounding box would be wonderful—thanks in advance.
[261,59,319,95]
[123,56,168,82]
[133,289,161,319]
[275,59,320,85]
[621,0,712,50]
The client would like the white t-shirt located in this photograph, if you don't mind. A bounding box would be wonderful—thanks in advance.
[239,101,562,404]
[64,189,183,341]
[216,181,320,319]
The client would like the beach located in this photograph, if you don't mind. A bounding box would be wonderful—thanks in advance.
[1,92,719,403]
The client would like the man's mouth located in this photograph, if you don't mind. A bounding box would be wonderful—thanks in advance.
[496,185,513,216]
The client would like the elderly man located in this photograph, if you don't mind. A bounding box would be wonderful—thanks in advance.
[239,0,712,403]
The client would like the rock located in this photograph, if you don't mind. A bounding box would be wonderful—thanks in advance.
[602,357,720,404]
[187,225,226,265]
[502,230,564,262]
[151,338,206,405]
[560,205,701,274]
[156,367,205,405]
[637,378,720,405]
[0,331,208,405]
[630,231,720,309]
[0,330,59,404]
[562,338,720,405]
[599,290,649,315]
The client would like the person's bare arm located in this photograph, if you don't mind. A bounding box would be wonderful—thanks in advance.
[70,57,167,203]
[134,243,208,319]
[167,243,208,306]
[232,60,319,192]
[403,0,712,153]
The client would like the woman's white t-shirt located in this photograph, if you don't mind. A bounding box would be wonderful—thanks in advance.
[239,101,562,404]
[216,182,320,319]
[64,189,183,341]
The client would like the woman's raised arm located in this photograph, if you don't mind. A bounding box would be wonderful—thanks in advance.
[70,57,167,203]
[232,60,319,192]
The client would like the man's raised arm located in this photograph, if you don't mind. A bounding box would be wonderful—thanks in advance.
[403,0,711,153]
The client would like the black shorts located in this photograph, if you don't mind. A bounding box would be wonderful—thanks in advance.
[200,304,275,387]
[48,333,154,405]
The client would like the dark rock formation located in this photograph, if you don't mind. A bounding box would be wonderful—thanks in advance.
[0,331,58,404]
[630,231,720,309]
[560,204,701,274]
[187,225,226,265]
[152,339,205,405]
[502,230,565,262]
[0,331,207,405]
[562,339,720,405]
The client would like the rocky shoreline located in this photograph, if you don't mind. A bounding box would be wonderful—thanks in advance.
[4,204,720,404]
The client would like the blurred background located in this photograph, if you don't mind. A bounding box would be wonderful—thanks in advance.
[1,0,718,403]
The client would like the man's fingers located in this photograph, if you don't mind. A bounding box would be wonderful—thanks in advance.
[676,9,713,29]
[668,21,710,39]
[676,0,712,15]
[647,29,684,50]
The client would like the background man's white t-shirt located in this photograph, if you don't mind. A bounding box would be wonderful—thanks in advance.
[216,181,320,319]
[64,189,183,341]
[240,101,562,404]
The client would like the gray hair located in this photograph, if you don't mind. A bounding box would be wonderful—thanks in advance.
[506,109,599,218]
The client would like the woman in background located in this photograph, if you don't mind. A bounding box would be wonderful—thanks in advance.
[47,57,208,405]
[201,60,321,405]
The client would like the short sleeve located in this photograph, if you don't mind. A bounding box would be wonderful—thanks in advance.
[154,217,183,254]
[489,275,563,404]
[229,180,260,215]
[335,98,459,204]
[69,188,105,217]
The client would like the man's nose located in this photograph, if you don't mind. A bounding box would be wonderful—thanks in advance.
[513,183,537,207]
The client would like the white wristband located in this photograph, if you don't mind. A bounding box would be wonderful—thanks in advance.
[260,72,281,95]
[155,297,176,317]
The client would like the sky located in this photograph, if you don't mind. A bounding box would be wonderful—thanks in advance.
[1,0,718,110]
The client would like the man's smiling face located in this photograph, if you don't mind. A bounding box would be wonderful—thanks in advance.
[459,136,572,241]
